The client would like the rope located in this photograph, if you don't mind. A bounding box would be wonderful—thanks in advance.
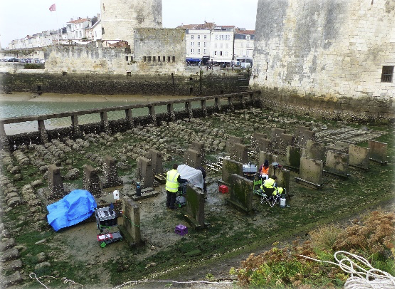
[299,251,395,289]
[29,272,83,288]
[112,279,234,289]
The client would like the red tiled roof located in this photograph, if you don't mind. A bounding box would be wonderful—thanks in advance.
[67,18,89,24]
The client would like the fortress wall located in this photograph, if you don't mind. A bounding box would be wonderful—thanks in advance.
[100,0,162,51]
[251,0,395,111]
[134,28,186,73]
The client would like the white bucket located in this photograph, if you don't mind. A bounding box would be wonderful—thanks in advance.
[113,190,120,200]
[280,197,286,208]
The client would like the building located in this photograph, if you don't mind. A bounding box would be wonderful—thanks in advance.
[179,23,255,66]
[179,22,215,65]
[210,26,235,64]
[100,0,162,52]
[234,29,254,61]
[66,18,91,40]
[251,0,395,100]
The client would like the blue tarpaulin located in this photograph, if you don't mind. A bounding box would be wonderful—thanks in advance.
[47,189,97,232]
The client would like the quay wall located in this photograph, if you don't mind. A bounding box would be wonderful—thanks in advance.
[0,72,249,96]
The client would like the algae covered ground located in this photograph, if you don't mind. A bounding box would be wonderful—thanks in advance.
[0,104,394,289]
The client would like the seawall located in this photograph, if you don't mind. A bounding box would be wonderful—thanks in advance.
[0,72,249,96]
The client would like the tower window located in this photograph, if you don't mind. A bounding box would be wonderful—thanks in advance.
[381,66,394,82]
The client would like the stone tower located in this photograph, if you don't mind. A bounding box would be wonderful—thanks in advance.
[100,0,162,51]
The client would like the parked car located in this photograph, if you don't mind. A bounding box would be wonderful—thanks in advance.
[7,58,19,62]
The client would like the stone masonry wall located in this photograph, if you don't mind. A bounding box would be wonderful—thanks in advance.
[251,0,395,105]
[100,0,162,52]
[134,28,186,74]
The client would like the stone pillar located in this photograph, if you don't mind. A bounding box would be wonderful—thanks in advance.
[368,140,388,164]
[303,140,326,162]
[258,151,278,168]
[102,156,123,188]
[48,164,64,199]
[297,157,323,188]
[148,105,157,125]
[71,114,81,139]
[349,144,370,170]
[257,138,272,153]
[324,150,349,178]
[167,103,175,121]
[276,168,290,194]
[201,99,207,117]
[136,157,154,188]
[0,122,10,152]
[145,149,163,176]
[122,197,142,246]
[284,146,301,170]
[38,119,48,144]
[233,143,248,163]
[227,174,253,214]
[184,185,205,228]
[221,158,243,184]
[125,108,134,128]
[83,165,102,197]
[184,149,202,168]
[226,136,242,155]
[185,101,193,119]
[294,126,315,148]
[214,97,221,112]
[100,111,110,134]
[227,96,234,111]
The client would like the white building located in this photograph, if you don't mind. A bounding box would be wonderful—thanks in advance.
[179,23,254,66]
[234,29,254,60]
[66,18,91,40]
[210,26,235,64]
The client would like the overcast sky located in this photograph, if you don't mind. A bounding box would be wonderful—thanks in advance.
[0,0,258,47]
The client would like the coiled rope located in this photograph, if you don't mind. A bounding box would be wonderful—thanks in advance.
[299,250,395,289]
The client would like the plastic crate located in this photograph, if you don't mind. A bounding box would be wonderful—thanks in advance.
[219,185,229,194]
[175,224,188,236]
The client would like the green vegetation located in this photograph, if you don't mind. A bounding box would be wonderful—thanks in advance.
[24,63,45,69]
[231,210,395,288]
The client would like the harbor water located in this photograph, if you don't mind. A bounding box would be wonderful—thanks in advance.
[0,92,192,135]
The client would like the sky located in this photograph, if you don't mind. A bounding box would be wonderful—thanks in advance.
[0,0,258,47]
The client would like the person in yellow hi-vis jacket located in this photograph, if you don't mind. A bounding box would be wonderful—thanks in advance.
[261,175,284,200]
[166,164,187,210]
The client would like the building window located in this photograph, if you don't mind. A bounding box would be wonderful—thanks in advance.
[204,42,206,47]
[158,56,161,62]
[204,49,207,54]
[204,35,207,39]
[102,27,105,34]
[126,56,128,61]
[381,66,394,82]
[147,56,151,62]
[153,56,156,62]
[198,42,200,47]
[191,42,194,46]
[198,49,201,54]
[163,56,166,62]
[143,56,147,62]
[172,56,175,62]
[168,56,171,62]
[191,35,194,39]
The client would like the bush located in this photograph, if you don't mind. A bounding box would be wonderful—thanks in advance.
[24,63,44,69]
[232,210,395,288]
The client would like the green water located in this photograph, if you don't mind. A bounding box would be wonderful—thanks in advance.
[0,93,200,135]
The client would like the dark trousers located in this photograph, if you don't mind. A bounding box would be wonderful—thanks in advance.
[166,191,177,209]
